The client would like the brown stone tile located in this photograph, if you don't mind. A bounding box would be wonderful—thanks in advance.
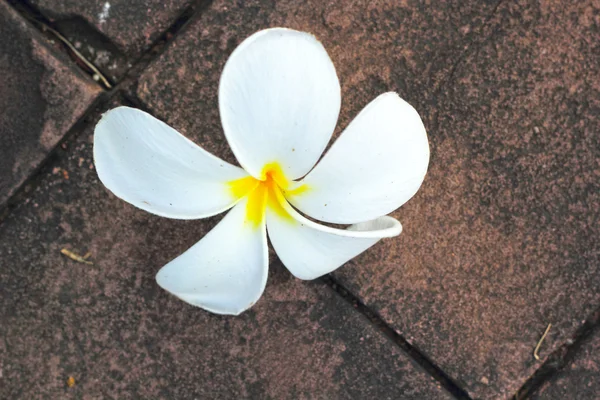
[531,329,600,400]
[130,0,514,397]
[133,0,599,398]
[135,0,500,164]
[0,99,452,399]
[0,2,101,208]
[331,0,600,399]
[23,0,196,81]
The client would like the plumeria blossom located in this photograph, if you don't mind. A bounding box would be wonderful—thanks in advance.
[94,28,429,315]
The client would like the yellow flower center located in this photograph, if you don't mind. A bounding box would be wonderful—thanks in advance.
[227,162,309,227]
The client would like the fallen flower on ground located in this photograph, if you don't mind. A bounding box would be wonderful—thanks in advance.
[94,28,429,315]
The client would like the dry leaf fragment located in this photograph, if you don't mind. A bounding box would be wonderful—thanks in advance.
[61,249,93,265]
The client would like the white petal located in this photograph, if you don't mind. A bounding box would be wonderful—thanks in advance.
[219,28,341,180]
[266,194,401,280]
[287,92,430,224]
[94,107,248,219]
[156,198,268,315]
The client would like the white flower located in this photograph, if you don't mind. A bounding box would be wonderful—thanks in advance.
[94,28,429,315]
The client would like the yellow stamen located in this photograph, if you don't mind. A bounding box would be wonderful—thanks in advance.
[245,183,268,227]
[227,162,310,228]
[267,181,294,222]
[228,176,259,199]
[284,183,310,197]
[260,162,289,188]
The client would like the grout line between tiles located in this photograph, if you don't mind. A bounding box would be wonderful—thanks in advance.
[321,275,473,400]
[513,307,600,400]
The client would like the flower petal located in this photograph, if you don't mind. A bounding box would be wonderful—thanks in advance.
[219,28,341,180]
[286,92,429,224]
[94,106,248,219]
[156,198,268,315]
[266,189,401,280]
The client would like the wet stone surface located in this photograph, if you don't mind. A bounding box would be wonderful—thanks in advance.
[531,329,600,400]
[331,0,600,399]
[0,99,452,399]
[0,1,101,208]
[22,0,197,81]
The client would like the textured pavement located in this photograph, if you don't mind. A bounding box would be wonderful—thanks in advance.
[332,0,600,398]
[0,1,101,208]
[1,0,599,399]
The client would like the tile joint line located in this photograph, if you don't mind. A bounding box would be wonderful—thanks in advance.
[321,275,473,400]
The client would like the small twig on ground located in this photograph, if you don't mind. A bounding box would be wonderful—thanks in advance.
[42,25,112,89]
[21,14,112,89]
[61,248,93,265]
[533,323,552,361]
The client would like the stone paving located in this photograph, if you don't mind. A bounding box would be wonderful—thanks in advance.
[0,0,599,399]
[0,1,101,208]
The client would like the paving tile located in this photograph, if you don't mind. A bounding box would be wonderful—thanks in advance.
[135,0,599,398]
[329,0,600,399]
[531,329,600,400]
[23,0,196,81]
[132,0,588,397]
[135,0,500,159]
[0,2,101,209]
[0,98,452,399]
[130,0,524,397]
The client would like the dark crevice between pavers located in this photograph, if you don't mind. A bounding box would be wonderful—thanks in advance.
[120,0,215,97]
[513,306,600,400]
[6,0,214,90]
[7,0,116,88]
[0,90,118,226]
[321,275,473,400]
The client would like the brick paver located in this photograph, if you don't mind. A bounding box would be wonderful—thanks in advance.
[0,1,101,208]
[331,0,600,398]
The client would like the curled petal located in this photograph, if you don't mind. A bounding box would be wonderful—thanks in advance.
[287,93,429,224]
[156,198,268,315]
[219,28,341,180]
[94,107,248,219]
[266,187,401,280]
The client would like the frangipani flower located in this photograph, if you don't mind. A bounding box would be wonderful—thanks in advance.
[94,28,429,315]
